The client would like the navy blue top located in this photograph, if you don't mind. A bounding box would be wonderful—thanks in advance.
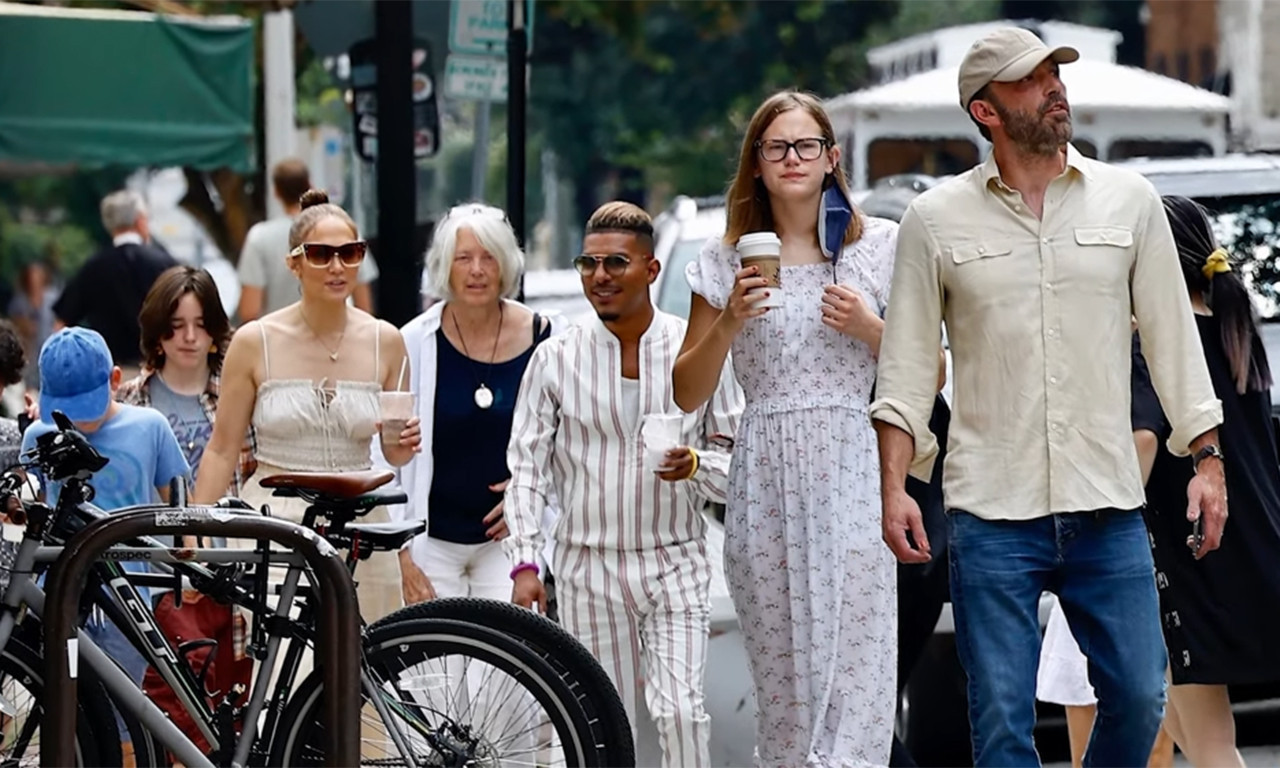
[428,316,549,544]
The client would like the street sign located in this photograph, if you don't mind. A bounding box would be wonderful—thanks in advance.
[448,0,534,55]
[444,54,508,102]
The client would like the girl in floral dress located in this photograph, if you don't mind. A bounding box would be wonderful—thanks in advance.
[673,91,902,767]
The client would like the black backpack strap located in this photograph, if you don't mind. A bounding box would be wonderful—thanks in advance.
[532,312,552,344]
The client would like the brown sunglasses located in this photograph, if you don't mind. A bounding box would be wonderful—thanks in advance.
[289,240,368,268]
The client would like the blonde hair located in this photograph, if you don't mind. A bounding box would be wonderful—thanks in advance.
[724,91,862,247]
[423,203,524,301]
[585,201,654,250]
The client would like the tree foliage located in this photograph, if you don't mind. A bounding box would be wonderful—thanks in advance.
[528,0,1003,218]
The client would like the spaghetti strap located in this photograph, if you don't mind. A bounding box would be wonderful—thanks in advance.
[258,323,271,379]
[374,322,381,383]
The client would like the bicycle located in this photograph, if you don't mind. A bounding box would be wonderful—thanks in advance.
[0,412,633,767]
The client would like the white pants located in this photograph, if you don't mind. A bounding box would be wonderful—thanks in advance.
[555,540,712,768]
[414,536,510,601]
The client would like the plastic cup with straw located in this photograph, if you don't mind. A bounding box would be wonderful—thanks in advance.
[379,357,414,444]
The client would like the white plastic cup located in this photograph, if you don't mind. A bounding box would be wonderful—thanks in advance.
[379,391,416,444]
[737,232,784,310]
[641,414,684,472]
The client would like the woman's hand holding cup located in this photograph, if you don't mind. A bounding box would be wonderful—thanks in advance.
[719,266,772,332]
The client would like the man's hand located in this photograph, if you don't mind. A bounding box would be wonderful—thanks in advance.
[399,549,437,604]
[483,480,510,539]
[1186,454,1227,560]
[655,447,695,482]
[511,570,547,614]
[882,488,931,564]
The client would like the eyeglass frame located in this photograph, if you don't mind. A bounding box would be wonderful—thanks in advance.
[572,252,638,278]
[754,137,831,163]
[288,240,369,268]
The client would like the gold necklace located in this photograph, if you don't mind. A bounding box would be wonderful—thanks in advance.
[299,307,347,362]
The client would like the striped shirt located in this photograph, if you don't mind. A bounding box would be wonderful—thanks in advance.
[503,311,743,568]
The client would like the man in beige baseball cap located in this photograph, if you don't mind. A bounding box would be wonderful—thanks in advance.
[874,21,1223,768]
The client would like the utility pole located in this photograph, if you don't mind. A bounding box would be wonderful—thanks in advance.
[374,0,417,327]
[506,0,527,246]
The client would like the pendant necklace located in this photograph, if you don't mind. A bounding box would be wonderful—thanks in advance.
[300,306,347,362]
[452,303,503,410]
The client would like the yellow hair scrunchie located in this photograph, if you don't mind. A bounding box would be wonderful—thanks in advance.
[1202,248,1232,279]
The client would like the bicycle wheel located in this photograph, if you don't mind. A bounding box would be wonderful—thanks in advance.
[0,631,118,767]
[371,597,635,766]
[269,617,603,767]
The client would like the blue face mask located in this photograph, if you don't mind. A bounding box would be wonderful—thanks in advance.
[819,181,853,264]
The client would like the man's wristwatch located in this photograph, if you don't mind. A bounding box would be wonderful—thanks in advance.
[1192,444,1225,471]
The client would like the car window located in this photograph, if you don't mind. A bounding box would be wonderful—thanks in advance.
[657,239,704,319]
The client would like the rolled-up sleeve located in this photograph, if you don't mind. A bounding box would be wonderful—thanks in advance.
[502,343,560,569]
[870,203,944,480]
[1130,187,1223,456]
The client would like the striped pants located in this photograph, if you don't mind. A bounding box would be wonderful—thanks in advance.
[554,540,712,768]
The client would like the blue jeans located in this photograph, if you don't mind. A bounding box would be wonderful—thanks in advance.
[948,509,1166,767]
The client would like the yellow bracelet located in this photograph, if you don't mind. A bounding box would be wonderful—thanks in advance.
[684,448,700,480]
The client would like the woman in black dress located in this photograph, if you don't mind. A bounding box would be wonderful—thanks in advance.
[1134,195,1280,767]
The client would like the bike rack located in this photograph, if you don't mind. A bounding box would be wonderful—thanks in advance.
[42,507,361,768]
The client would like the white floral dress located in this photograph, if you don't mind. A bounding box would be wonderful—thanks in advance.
[687,217,899,768]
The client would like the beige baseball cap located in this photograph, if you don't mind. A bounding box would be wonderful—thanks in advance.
[958,27,1079,109]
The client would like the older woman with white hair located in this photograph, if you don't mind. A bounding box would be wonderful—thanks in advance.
[381,203,560,604]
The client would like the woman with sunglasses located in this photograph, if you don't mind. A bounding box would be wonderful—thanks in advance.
[672,91,905,766]
[378,202,558,606]
[193,189,421,624]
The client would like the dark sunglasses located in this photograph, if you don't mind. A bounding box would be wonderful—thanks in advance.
[573,253,632,277]
[290,240,368,268]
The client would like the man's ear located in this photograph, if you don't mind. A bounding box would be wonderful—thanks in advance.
[970,98,1000,133]
[109,366,123,390]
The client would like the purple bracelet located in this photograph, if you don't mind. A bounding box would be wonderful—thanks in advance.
[510,562,540,580]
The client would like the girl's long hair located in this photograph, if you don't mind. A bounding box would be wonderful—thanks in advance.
[1162,195,1272,394]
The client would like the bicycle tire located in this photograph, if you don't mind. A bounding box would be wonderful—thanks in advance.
[269,616,603,766]
[0,631,117,767]
[371,597,636,766]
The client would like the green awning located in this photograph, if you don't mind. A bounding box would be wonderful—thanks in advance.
[0,3,255,172]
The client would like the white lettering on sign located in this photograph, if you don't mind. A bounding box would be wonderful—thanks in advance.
[450,0,507,55]
[444,55,509,103]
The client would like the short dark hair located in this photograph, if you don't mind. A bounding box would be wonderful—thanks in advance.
[585,201,654,250]
[138,266,232,373]
[0,320,25,388]
[272,158,312,208]
[968,84,994,142]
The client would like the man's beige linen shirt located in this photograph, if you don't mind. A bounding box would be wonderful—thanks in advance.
[871,145,1223,521]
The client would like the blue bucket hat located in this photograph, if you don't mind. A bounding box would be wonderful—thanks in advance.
[38,328,115,423]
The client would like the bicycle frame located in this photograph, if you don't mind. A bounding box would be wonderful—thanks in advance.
[0,498,421,768]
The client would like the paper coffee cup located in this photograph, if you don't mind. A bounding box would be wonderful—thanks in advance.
[737,232,784,310]
[641,414,684,472]
[379,391,416,444]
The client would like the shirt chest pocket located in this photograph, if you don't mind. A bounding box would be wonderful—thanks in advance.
[1072,226,1134,287]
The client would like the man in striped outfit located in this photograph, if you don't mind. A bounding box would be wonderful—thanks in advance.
[504,202,742,768]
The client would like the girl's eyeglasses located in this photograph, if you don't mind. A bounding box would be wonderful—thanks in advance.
[754,137,829,163]
[290,240,368,268]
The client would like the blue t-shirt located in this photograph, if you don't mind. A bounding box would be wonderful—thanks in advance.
[22,404,191,513]
[21,404,189,697]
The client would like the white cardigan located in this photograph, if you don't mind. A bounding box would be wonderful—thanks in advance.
[372,299,567,569]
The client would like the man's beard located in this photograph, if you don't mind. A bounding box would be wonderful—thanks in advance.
[992,94,1073,156]
[595,311,621,322]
